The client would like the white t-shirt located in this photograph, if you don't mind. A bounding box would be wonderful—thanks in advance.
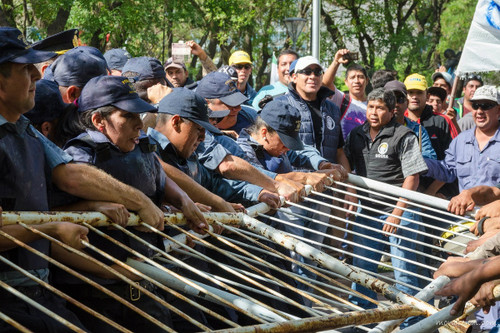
[328,87,367,140]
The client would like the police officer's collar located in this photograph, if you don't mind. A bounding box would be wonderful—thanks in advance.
[147,128,171,150]
[0,114,31,135]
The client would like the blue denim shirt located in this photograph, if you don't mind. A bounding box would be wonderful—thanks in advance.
[404,117,437,160]
[425,126,500,191]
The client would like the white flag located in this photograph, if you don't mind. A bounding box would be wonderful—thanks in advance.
[270,52,279,84]
[456,0,500,76]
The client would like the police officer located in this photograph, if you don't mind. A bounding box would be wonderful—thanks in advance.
[0,27,165,332]
[51,45,109,103]
[57,75,209,332]
[149,87,279,207]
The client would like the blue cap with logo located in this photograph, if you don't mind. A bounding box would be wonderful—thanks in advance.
[158,88,221,134]
[217,65,238,81]
[51,46,108,88]
[260,100,304,150]
[196,71,248,107]
[78,75,157,114]
[25,79,69,124]
[0,27,56,64]
[104,48,131,71]
[122,56,166,81]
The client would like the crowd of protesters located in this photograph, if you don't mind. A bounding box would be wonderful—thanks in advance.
[2,26,500,332]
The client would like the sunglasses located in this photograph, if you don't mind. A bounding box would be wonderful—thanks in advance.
[472,102,497,110]
[233,64,252,70]
[296,68,324,77]
[395,95,407,104]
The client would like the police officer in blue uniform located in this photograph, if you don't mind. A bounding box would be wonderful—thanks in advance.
[56,75,210,332]
[0,27,166,333]
[149,87,278,207]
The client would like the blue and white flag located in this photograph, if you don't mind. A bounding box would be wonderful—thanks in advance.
[456,0,500,76]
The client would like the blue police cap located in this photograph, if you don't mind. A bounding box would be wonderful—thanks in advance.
[122,57,166,81]
[196,72,248,107]
[104,48,131,71]
[32,29,79,54]
[217,65,237,81]
[25,79,69,124]
[260,100,304,150]
[0,27,56,64]
[158,88,221,134]
[78,75,157,114]
[52,46,108,87]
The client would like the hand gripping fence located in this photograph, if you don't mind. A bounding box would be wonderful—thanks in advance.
[0,174,489,332]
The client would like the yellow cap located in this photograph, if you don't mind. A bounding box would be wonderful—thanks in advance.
[229,50,252,65]
[404,73,428,91]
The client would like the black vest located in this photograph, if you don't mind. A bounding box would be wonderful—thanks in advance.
[348,119,414,212]
[0,123,50,272]
[66,132,164,206]
[65,132,165,260]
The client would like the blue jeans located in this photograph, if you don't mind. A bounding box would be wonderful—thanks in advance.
[349,208,426,309]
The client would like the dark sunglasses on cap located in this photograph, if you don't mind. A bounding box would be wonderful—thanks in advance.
[233,64,252,70]
[472,102,497,110]
[296,68,324,77]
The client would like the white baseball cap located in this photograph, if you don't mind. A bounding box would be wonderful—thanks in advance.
[294,56,322,72]
[470,85,500,104]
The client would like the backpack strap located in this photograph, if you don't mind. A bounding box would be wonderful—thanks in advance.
[340,93,351,120]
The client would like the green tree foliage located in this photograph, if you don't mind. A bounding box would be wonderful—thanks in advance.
[0,0,481,88]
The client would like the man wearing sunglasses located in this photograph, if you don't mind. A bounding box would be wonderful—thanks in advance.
[425,85,500,193]
[229,50,257,106]
[425,85,500,332]
[275,56,356,222]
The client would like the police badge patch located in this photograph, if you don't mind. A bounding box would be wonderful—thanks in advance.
[326,115,335,130]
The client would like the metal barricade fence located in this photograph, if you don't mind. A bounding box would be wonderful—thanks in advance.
[0,174,491,332]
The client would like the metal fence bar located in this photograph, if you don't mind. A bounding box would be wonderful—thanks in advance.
[1,226,153,332]
[399,283,500,333]
[0,311,33,333]
[314,188,477,242]
[210,220,368,310]
[1,211,243,227]
[82,222,245,327]
[241,214,471,333]
[165,223,324,317]
[264,207,438,272]
[301,195,469,251]
[216,227,372,305]
[368,275,451,333]
[288,196,467,257]
[0,279,84,333]
[184,239,361,312]
[335,177,477,221]
[269,206,434,283]
[258,210,425,291]
[213,305,426,333]
[126,258,295,323]
[117,222,299,321]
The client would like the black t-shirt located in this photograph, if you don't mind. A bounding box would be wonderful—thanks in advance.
[306,99,323,150]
